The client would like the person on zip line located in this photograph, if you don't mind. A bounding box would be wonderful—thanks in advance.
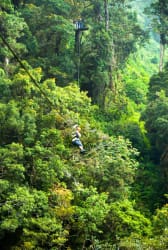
[72,125,86,154]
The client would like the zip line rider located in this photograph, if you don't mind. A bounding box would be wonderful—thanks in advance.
[72,125,86,153]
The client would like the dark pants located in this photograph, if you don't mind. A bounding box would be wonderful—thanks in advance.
[72,138,83,148]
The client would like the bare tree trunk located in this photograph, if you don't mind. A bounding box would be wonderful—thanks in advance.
[159,42,165,72]
[104,0,109,31]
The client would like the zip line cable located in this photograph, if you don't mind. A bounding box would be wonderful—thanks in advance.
[0,33,55,107]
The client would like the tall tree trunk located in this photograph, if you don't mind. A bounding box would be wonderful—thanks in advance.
[109,40,116,91]
[159,42,165,72]
[104,0,109,31]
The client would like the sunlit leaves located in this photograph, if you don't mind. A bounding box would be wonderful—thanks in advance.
[107,199,152,238]
[87,136,139,200]
[50,185,75,219]
[0,143,25,183]
[0,186,34,232]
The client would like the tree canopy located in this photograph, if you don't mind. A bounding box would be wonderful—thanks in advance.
[0,0,168,249]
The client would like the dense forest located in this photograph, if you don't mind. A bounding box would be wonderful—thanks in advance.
[0,0,168,249]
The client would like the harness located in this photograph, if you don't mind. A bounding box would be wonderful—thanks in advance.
[72,131,81,142]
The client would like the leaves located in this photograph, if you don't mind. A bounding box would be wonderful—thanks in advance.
[0,0,168,249]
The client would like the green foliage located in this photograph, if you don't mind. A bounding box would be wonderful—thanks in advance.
[123,53,150,104]
[1,62,151,248]
[119,203,168,249]
[107,199,152,238]
[0,0,168,249]
[1,186,34,231]
[132,161,162,213]
[153,203,168,234]
[146,0,168,45]
[90,136,139,200]
[79,0,146,106]
[0,143,25,183]
[19,216,68,249]
[145,0,168,71]
[19,1,75,83]
[75,187,110,233]
[144,90,168,159]
[0,7,27,74]
[0,0,13,11]
[0,68,11,100]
